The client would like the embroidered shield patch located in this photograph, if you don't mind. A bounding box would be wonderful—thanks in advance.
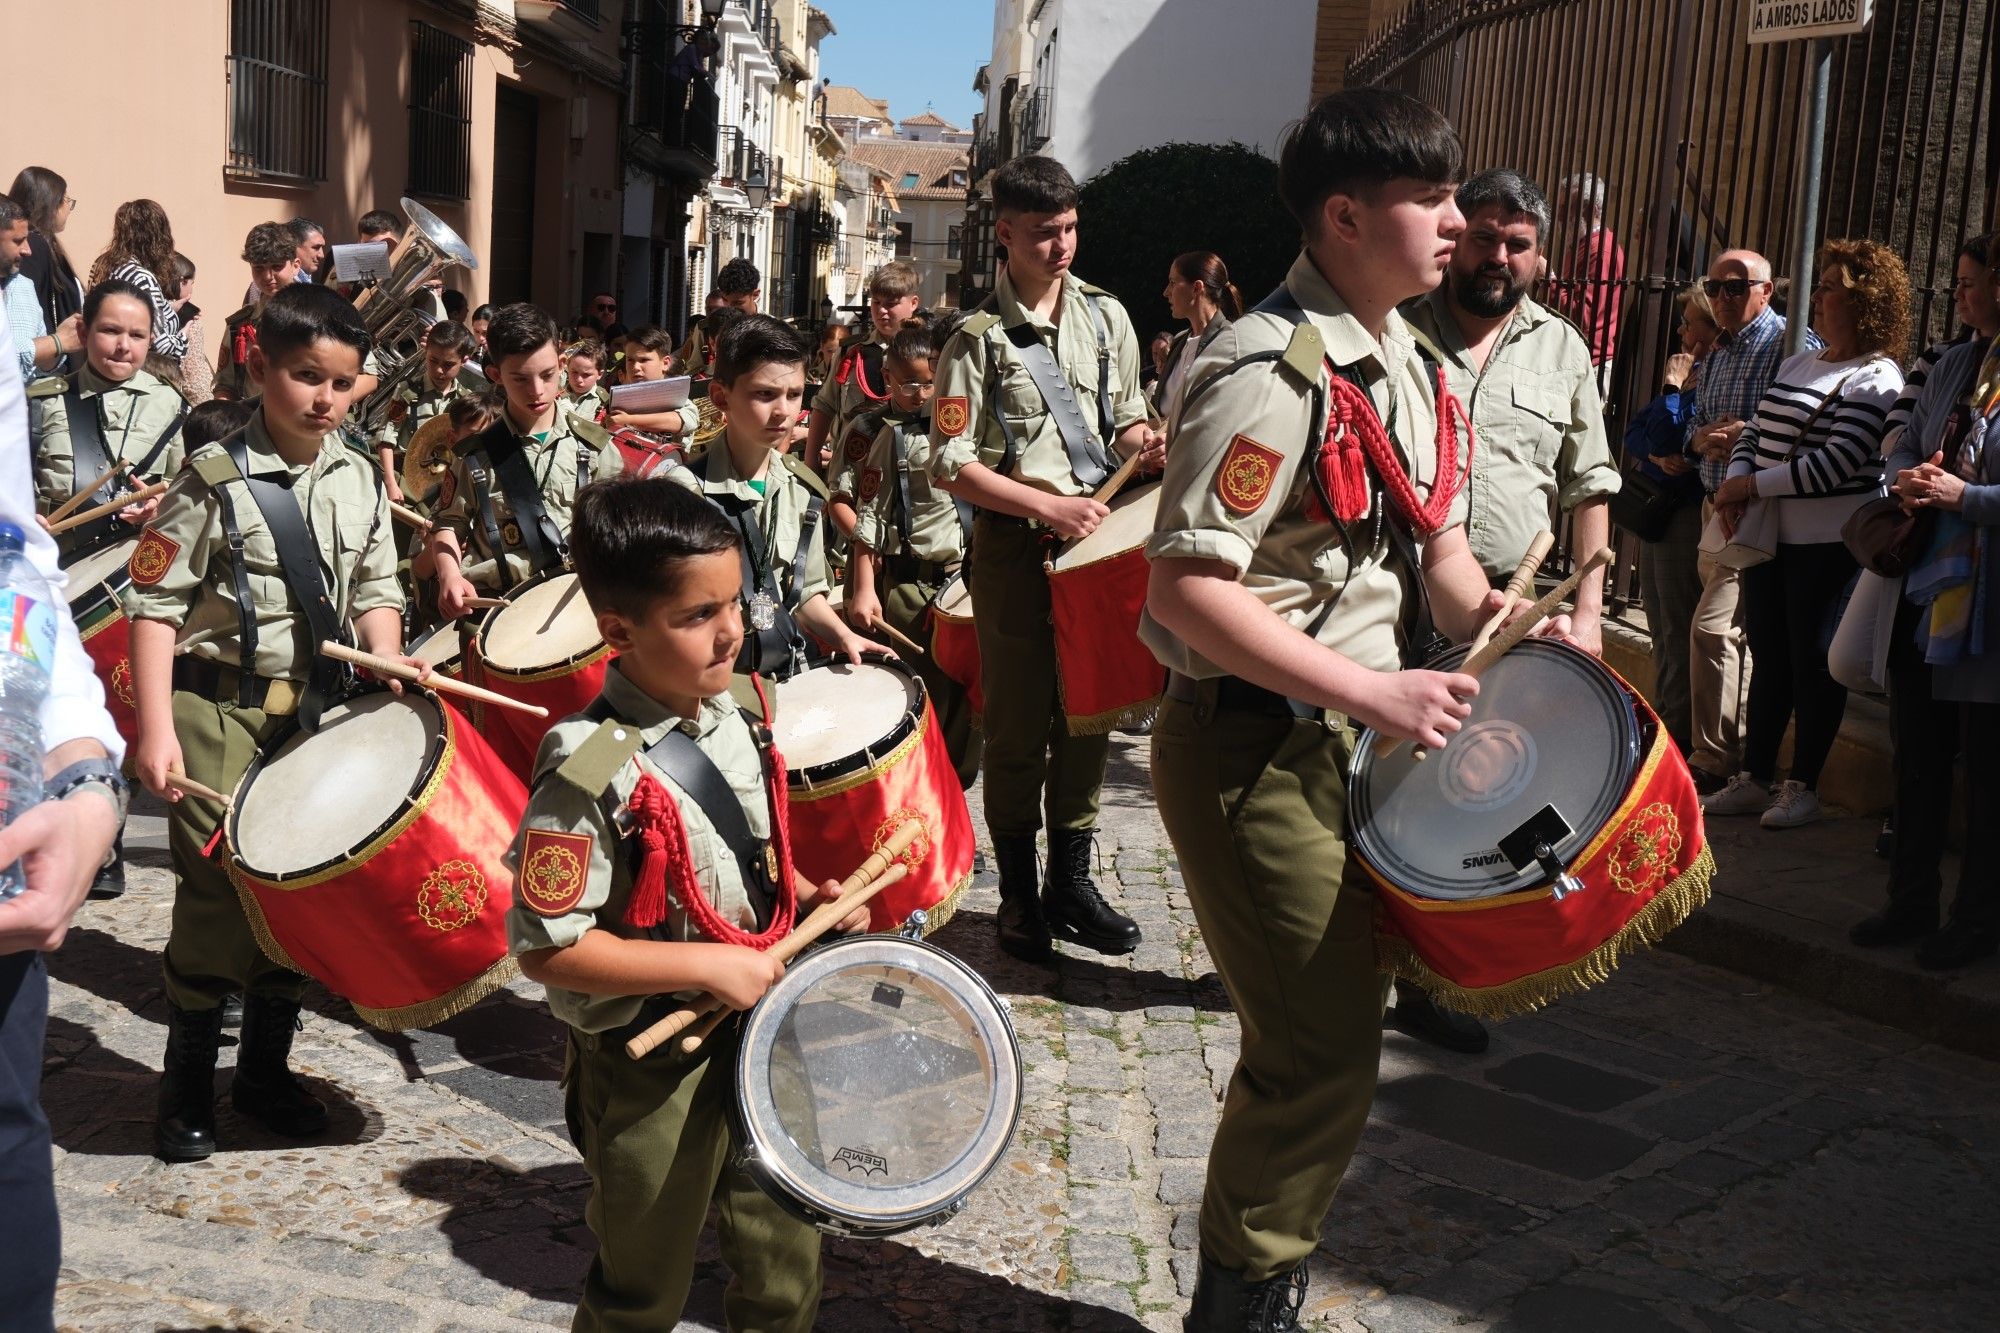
[1215,435,1285,515]
[859,468,883,502]
[935,396,970,437]
[519,829,593,917]
[128,528,180,587]
[844,428,873,463]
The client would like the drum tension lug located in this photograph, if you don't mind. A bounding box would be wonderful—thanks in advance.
[1499,805,1586,901]
[897,909,929,940]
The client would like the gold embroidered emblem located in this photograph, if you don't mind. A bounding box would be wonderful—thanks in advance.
[520,830,593,916]
[417,858,488,931]
[935,396,970,437]
[1216,435,1284,515]
[1608,802,1682,895]
[873,807,933,872]
[501,520,524,547]
[128,528,179,586]
[109,659,135,707]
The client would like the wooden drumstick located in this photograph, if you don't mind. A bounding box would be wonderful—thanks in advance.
[46,481,168,535]
[868,615,927,659]
[318,640,550,718]
[1372,545,1616,763]
[1471,531,1555,654]
[389,501,431,530]
[48,462,132,523]
[1092,448,1145,507]
[465,596,512,610]
[164,770,232,808]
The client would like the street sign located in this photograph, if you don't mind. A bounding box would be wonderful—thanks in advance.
[1748,0,1875,44]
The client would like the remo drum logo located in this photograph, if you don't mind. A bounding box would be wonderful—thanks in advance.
[520,830,593,917]
[833,1146,889,1176]
[417,858,489,932]
[935,396,970,437]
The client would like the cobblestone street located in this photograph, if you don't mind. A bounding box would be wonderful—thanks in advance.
[45,734,2000,1332]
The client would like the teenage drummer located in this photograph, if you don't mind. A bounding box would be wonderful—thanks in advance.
[665,313,875,676]
[1140,90,1564,1327]
[809,260,920,531]
[124,285,428,1164]
[507,475,866,1332]
[428,303,624,621]
[845,317,982,788]
[927,155,1162,964]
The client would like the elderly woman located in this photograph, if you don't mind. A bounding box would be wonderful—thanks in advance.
[1849,257,2000,969]
[1704,239,1910,829]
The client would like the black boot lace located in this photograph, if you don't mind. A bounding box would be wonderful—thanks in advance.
[1251,1265,1307,1332]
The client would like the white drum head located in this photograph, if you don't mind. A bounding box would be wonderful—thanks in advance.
[408,623,462,672]
[233,693,441,877]
[1350,639,1641,900]
[1055,481,1159,570]
[64,536,139,606]
[772,661,920,774]
[933,574,973,621]
[738,936,1020,1235]
[481,572,602,673]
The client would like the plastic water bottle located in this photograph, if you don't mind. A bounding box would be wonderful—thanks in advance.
[0,523,58,901]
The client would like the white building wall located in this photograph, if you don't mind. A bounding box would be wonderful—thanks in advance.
[1034,0,1316,181]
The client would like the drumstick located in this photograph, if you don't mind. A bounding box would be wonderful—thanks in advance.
[389,501,431,530]
[465,596,512,610]
[624,818,927,1059]
[46,481,168,535]
[49,462,132,523]
[868,615,927,659]
[164,770,232,807]
[1372,545,1616,763]
[1470,531,1556,654]
[318,640,550,718]
[1092,449,1145,507]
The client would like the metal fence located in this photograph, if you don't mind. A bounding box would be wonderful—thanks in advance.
[1348,0,1999,611]
[225,0,329,185]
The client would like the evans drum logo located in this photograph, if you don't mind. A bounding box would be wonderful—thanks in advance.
[1461,849,1508,870]
[833,1146,889,1177]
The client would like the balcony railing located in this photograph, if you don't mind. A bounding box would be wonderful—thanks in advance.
[1019,87,1052,151]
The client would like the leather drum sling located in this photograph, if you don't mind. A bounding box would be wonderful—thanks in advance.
[1002,298,1115,488]
[61,386,185,550]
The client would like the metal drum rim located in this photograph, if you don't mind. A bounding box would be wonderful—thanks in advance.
[778,655,928,786]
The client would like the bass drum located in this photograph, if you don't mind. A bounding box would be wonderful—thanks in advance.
[470,569,612,781]
[64,535,141,748]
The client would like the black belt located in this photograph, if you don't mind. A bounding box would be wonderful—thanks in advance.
[884,553,958,585]
[1164,670,1325,722]
[974,510,1039,530]
[173,657,303,715]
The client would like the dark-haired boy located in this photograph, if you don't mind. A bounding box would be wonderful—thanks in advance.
[429,303,623,619]
[212,221,302,401]
[810,260,921,533]
[666,313,873,675]
[371,319,488,505]
[674,289,730,377]
[509,475,862,1332]
[1141,90,1563,1326]
[926,154,1160,964]
[605,324,701,444]
[126,284,424,1163]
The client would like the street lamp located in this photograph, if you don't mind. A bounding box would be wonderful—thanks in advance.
[745,163,769,211]
[621,0,727,56]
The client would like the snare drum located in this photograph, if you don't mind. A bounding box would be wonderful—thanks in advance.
[928,573,983,716]
[63,535,140,747]
[407,622,463,680]
[610,427,680,479]
[472,568,613,781]
[1046,482,1166,733]
[773,658,976,932]
[228,691,526,1030]
[735,931,1020,1237]
[1352,639,1714,1018]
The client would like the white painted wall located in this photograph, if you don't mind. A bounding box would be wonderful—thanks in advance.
[1034,0,1317,181]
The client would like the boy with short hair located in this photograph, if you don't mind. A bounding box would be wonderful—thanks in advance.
[605,324,700,442]
[810,260,921,532]
[560,340,611,424]
[126,284,424,1163]
[509,474,864,1332]
[212,222,301,401]
[674,289,729,375]
[372,319,487,505]
[666,313,873,676]
[926,155,1161,965]
[428,303,623,619]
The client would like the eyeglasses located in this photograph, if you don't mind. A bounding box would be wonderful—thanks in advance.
[63,196,76,209]
[1701,278,1767,299]
[593,301,618,312]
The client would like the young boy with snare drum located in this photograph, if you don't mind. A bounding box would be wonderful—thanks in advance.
[507,475,864,1332]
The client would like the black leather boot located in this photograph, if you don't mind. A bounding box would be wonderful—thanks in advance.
[86,830,125,901]
[1849,898,1939,947]
[994,834,1052,963]
[1388,981,1489,1054]
[155,1003,224,1162]
[1184,1253,1308,1332]
[231,995,328,1137]
[1044,829,1141,956]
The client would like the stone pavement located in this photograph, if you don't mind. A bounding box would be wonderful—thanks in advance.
[45,734,2000,1332]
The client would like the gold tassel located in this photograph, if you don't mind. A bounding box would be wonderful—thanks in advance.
[1376,844,1717,1021]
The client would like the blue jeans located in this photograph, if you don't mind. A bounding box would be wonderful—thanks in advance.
[0,950,57,1331]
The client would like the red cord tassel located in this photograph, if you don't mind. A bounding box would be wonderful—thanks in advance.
[1307,365,1471,537]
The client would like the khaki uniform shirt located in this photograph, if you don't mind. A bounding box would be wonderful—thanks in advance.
[212,303,260,401]
[1141,252,1470,678]
[506,668,769,1033]
[853,412,966,565]
[928,271,1151,497]
[434,410,622,590]
[1403,289,1619,579]
[31,365,188,506]
[666,445,832,608]
[561,384,611,425]
[371,367,487,456]
[817,336,892,502]
[123,410,403,679]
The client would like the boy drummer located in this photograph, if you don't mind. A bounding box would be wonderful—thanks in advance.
[809,260,920,534]
[1141,91,1563,1327]
[125,285,427,1163]
[927,155,1162,964]
[508,475,864,1332]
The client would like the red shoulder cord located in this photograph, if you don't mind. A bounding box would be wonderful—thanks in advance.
[833,344,888,400]
[621,676,799,949]
[1307,361,1471,537]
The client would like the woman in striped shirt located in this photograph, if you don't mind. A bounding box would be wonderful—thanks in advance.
[1704,239,1911,829]
[85,199,187,364]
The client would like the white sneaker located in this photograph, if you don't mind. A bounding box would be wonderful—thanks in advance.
[1760,780,1823,829]
[1701,772,1770,815]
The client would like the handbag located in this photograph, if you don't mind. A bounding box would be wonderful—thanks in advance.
[1841,402,1975,576]
[1609,467,1682,542]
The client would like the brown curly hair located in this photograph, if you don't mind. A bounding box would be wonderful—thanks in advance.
[1814,238,1912,362]
[88,199,178,291]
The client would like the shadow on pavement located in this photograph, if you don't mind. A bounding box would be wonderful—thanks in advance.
[928,908,1233,1015]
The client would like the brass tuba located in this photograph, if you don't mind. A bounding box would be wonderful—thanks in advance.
[353,199,479,437]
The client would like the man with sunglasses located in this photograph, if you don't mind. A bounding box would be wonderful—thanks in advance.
[1682,250,1820,794]
[579,291,618,336]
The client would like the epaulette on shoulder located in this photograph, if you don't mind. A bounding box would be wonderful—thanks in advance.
[1077,280,1117,301]
[779,451,831,499]
[957,310,1001,341]
[25,373,68,400]
[571,417,613,451]
[190,449,240,488]
[554,719,645,796]
[1280,322,1325,386]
